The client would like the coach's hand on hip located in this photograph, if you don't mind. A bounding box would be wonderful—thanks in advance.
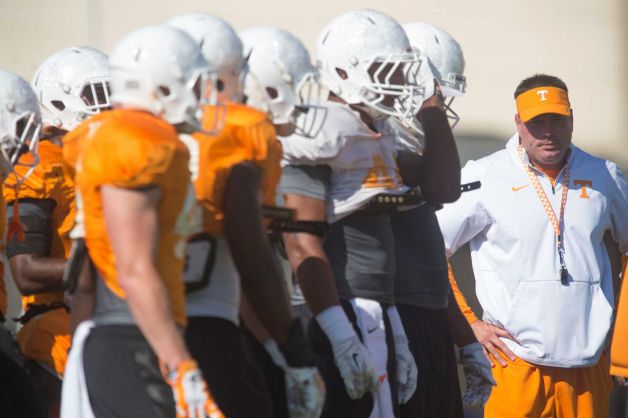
[470,320,517,367]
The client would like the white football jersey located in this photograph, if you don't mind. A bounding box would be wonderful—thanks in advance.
[281,101,408,222]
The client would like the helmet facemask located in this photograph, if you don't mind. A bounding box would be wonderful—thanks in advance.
[192,70,225,135]
[77,78,111,122]
[243,63,326,139]
[163,67,222,134]
[1,107,41,183]
[330,50,425,128]
[292,73,327,138]
[439,72,466,129]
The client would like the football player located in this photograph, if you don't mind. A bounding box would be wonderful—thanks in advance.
[167,14,324,418]
[277,10,430,417]
[61,25,223,418]
[238,25,329,418]
[0,68,46,418]
[2,47,109,417]
[390,22,490,418]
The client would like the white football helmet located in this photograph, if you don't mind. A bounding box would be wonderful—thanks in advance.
[0,69,41,182]
[167,13,244,103]
[240,27,325,138]
[403,22,466,127]
[316,10,426,126]
[32,47,110,132]
[108,25,218,128]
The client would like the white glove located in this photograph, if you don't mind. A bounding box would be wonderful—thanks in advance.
[167,360,224,418]
[264,339,325,418]
[316,305,379,399]
[387,306,418,404]
[459,342,496,408]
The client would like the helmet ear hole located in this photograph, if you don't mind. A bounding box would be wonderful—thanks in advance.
[335,68,348,80]
[265,87,279,99]
[51,100,66,111]
[158,86,171,97]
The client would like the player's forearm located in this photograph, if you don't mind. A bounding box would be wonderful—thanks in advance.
[9,254,66,295]
[224,162,293,345]
[68,259,95,336]
[229,226,293,344]
[240,293,272,344]
[417,107,461,204]
[283,233,340,315]
[120,265,190,371]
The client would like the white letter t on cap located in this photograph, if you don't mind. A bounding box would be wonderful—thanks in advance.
[537,90,549,101]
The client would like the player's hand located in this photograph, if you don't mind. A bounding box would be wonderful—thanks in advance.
[167,360,225,418]
[385,306,417,403]
[332,334,379,399]
[315,305,379,399]
[470,320,517,367]
[419,79,445,113]
[284,367,326,418]
[393,335,418,404]
[264,338,326,418]
[459,342,496,408]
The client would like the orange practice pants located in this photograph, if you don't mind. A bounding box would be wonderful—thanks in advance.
[16,308,71,377]
[485,354,611,418]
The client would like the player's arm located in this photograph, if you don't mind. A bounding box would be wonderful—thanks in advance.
[7,199,66,295]
[280,165,380,398]
[413,94,461,205]
[101,185,191,371]
[223,161,293,345]
[282,193,339,315]
[68,258,95,337]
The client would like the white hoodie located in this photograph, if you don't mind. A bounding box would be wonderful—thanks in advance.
[437,134,628,367]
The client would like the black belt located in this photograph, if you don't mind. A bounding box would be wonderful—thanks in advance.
[461,181,481,193]
[16,302,69,325]
[358,191,425,215]
[263,205,329,238]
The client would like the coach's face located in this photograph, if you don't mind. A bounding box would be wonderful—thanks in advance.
[516,112,573,169]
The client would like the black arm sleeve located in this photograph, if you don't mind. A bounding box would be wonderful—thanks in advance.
[6,199,56,258]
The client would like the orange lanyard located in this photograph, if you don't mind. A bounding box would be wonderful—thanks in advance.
[518,145,570,285]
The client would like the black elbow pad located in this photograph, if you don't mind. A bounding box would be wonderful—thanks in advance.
[6,199,55,258]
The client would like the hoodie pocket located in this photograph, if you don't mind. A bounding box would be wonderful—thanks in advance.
[504,279,612,363]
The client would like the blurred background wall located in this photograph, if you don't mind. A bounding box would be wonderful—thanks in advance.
[0,0,626,325]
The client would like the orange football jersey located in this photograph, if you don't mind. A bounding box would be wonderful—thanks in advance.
[190,103,282,236]
[2,140,74,376]
[77,109,193,326]
[62,122,90,181]
[3,140,75,309]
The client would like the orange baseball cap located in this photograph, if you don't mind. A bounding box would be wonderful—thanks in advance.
[516,86,571,122]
